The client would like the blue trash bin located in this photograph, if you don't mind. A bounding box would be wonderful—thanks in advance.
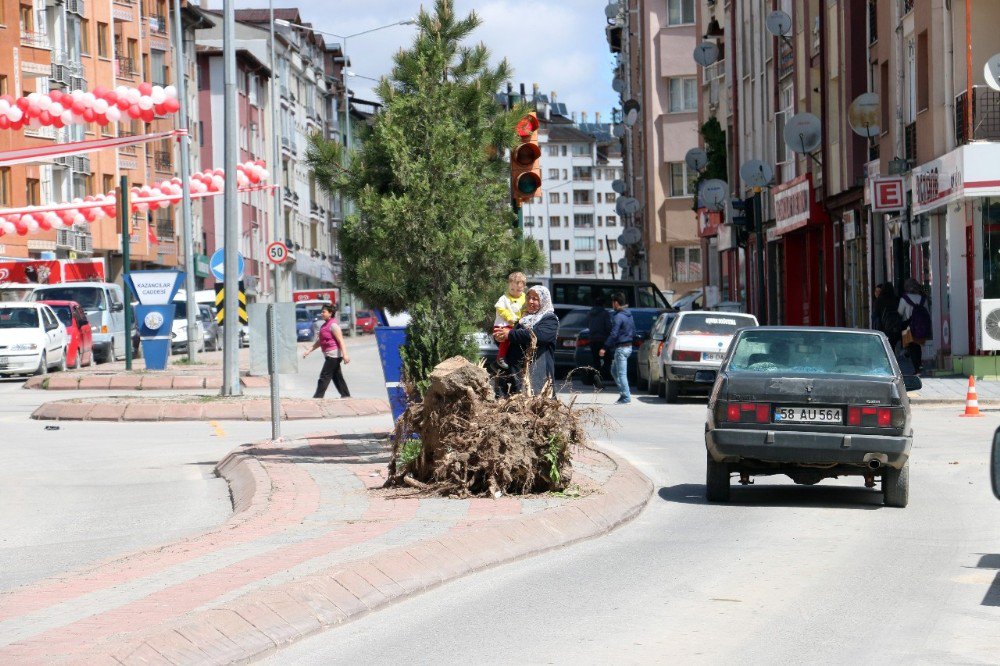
[374,325,408,422]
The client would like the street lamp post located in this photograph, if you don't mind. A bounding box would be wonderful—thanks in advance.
[171,0,196,363]
[268,0,284,303]
[272,18,415,334]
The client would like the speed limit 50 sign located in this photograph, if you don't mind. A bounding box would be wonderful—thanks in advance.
[266,241,289,265]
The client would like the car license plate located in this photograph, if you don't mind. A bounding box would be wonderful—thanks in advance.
[702,352,725,362]
[774,406,842,424]
[561,339,576,348]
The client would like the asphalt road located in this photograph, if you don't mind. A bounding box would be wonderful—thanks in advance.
[265,393,1000,664]
[0,334,387,592]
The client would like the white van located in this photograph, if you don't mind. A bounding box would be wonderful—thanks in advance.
[29,282,126,363]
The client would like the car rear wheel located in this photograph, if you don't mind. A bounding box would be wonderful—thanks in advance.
[882,463,909,508]
[658,367,667,399]
[664,378,679,403]
[58,349,67,372]
[637,365,649,391]
[705,452,731,502]
[35,352,47,376]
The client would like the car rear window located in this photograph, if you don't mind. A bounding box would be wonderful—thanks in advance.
[50,305,73,327]
[0,307,39,328]
[677,313,756,336]
[631,309,660,332]
[729,330,894,376]
[558,310,591,329]
[296,309,311,322]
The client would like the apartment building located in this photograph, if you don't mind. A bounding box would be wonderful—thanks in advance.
[517,97,626,280]
[604,0,701,299]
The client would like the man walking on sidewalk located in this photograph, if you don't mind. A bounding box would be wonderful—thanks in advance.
[599,292,635,404]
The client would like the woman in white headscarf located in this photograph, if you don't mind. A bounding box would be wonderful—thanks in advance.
[493,285,559,395]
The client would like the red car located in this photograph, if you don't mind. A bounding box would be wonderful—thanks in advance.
[39,300,93,369]
[354,310,378,334]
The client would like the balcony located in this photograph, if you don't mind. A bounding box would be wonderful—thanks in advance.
[154,150,172,171]
[118,131,137,155]
[904,121,917,164]
[20,30,51,49]
[147,14,167,35]
[280,135,297,154]
[955,86,1000,145]
[282,187,299,205]
[115,57,138,79]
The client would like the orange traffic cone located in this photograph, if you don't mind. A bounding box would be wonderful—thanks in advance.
[960,375,983,417]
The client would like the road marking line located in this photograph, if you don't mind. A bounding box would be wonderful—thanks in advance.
[209,420,226,437]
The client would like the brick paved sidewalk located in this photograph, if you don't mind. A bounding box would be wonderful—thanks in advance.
[31,396,390,422]
[0,431,651,664]
[908,377,1000,405]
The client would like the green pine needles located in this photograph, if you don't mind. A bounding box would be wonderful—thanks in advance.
[307,0,543,391]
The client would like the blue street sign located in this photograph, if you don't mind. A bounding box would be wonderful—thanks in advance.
[210,248,245,282]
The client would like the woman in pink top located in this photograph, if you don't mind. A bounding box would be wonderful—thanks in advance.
[303,304,351,398]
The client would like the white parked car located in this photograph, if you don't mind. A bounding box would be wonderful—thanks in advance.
[0,302,67,376]
[170,298,206,354]
[658,311,759,402]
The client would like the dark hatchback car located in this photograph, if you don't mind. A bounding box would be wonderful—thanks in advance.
[573,307,667,384]
[702,327,921,507]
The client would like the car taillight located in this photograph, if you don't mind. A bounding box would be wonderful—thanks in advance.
[101,325,108,334]
[848,406,901,428]
[576,338,589,347]
[723,402,771,424]
[633,339,643,348]
[656,341,664,357]
[672,350,700,362]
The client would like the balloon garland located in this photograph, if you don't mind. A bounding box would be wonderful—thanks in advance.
[0,82,181,131]
[0,160,269,237]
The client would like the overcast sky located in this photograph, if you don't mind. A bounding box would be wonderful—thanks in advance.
[222,0,618,119]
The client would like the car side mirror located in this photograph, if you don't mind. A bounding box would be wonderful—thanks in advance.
[903,375,922,392]
[111,302,124,312]
[992,428,1000,500]
[695,370,717,384]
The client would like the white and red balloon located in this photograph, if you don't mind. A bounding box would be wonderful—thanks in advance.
[0,83,181,131]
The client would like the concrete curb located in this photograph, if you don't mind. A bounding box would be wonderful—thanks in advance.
[23,373,269,390]
[96,441,653,664]
[30,397,390,422]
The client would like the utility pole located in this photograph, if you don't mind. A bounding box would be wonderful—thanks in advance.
[172,0,196,363]
[342,47,357,338]
[221,0,241,396]
[119,176,132,371]
[753,190,766,323]
[268,0,284,304]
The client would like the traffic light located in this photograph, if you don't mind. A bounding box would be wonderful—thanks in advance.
[511,112,542,203]
[730,197,751,227]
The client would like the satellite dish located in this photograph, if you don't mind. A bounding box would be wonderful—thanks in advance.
[612,124,626,138]
[783,112,822,154]
[615,198,627,216]
[612,77,625,93]
[611,179,627,194]
[693,41,720,67]
[617,257,628,269]
[739,159,774,188]
[699,179,728,211]
[848,92,880,137]
[765,10,791,37]
[620,227,642,245]
[604,1,620,20]
[619,197,641,215]
[685,147,709,172]
[623,99,640,126]
[985,53,1000,92]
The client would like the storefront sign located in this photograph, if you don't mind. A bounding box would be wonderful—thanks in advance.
[193,253,210,278]
[843,210,857,241]
[910,148,963,215]
[0,259,105,284]
[772,174,815,235]
[697,208,722,238]
[870,177,906,213]
[717,224,736,251]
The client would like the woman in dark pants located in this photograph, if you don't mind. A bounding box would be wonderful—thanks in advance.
[494,285,559,396]
[303,304,351,398]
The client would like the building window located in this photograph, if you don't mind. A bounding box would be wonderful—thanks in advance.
[575,236,595,251]
[0,76,6,97]
[97,22,108,58]
[573,190,592,205]
[547,145,559,157]
[606,192,617,203]
[669,162,696,197]
[537,239,544,251]
[597,193,602,203]
[150,49,167,86]
[608,239,618,250]
[575,260,596,275]
[548,168,559,179]
[596,169,602,180]
[549,215,560,227]
[80,19,90,55]
[19,4,32,32]
[574,214,594,228]
[572,143,590,157]
[0,168,10,206]
[551,263,562,275]
[572,166,593,180]
[606,215,617,227]
[524,216,535,227]
[26,178,39,206]
[916,31,929,112]
[549,192,560,204]
[668,0,695,25]
[561,145,567,156]
[668,77,698,113]
[102,174,114,195]
[672,246,703,282]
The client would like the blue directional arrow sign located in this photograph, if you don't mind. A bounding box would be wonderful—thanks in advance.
[210,247,245,282]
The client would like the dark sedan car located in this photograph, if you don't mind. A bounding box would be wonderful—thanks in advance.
[702,327,921,507]
[573,308,667,384]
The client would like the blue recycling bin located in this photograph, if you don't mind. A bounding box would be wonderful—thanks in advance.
[374,325,408,422]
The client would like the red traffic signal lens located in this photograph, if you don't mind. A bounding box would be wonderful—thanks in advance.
[516,172,541,196]
[513,142,541,166]
[516,114,540,138]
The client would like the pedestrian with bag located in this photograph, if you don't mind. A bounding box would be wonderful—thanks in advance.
[304,304,351,399]
[599,292,636,404]
[584,297,613,388]
[898,278,931,376]
[873,282,903,351]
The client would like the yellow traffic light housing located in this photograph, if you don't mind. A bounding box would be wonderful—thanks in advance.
[511,112,542,203]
